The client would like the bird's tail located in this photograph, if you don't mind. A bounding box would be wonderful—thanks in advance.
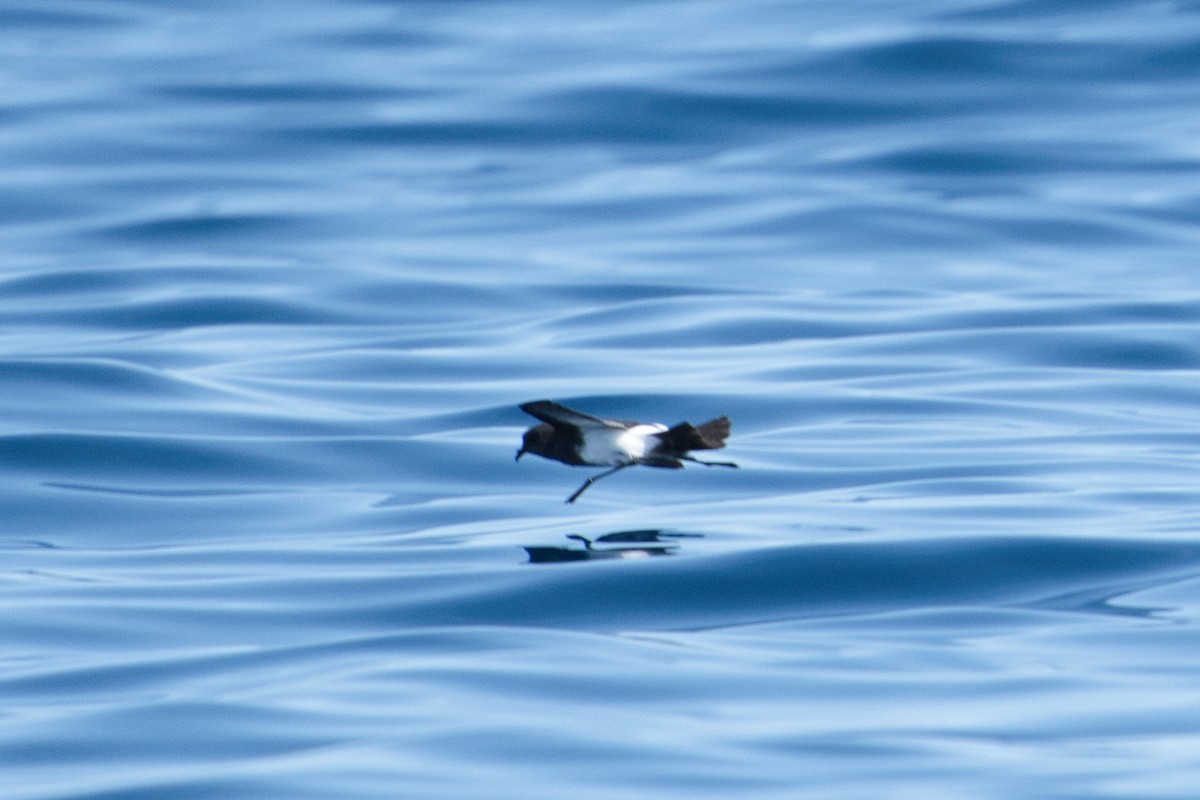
[657,416,731,452]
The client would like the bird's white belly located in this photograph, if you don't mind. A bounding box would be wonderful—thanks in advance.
[580,423,667,465]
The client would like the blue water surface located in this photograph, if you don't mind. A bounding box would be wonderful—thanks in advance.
[4,1,1200,797]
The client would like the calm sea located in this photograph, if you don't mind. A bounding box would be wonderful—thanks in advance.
[4,1,1200,797]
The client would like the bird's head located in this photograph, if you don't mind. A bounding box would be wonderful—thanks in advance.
[515,424,553,462]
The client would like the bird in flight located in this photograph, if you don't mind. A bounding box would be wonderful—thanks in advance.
[515,400,737,503]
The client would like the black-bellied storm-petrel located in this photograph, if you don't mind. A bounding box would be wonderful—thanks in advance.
[515,400,737,503]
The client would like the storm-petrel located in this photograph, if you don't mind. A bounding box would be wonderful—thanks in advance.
[515,400,737,503]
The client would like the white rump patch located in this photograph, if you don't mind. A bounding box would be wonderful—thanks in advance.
[580,423,667,466]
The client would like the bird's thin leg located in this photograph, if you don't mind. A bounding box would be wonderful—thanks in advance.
[566,464,630,504]
[679,455,739,468]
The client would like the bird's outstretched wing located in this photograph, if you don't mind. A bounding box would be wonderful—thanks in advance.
[519,400,624,429]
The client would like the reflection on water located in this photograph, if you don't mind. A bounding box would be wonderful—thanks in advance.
[524,529,700,563]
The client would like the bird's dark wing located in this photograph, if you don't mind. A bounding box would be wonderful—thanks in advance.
[519,400,624,429]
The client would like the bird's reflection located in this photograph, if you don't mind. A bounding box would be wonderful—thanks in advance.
[524,529,699,563]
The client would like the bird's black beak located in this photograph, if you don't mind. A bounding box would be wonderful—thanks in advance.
[515,449,525,462]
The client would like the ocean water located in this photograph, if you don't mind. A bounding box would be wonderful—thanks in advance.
[4,0,1200,797]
